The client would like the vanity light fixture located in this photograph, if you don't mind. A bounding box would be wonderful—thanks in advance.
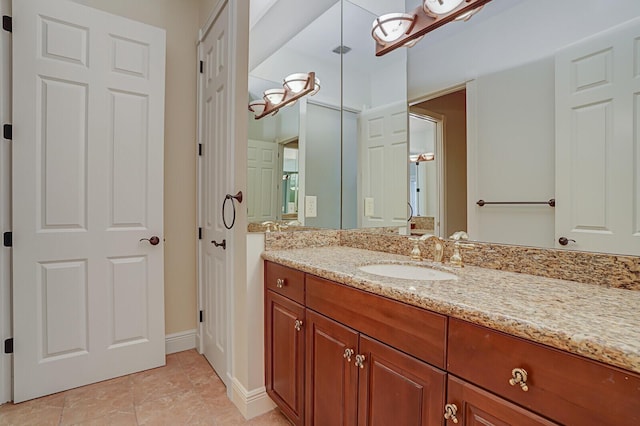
[372,0,492,56]
[249,72,318,120]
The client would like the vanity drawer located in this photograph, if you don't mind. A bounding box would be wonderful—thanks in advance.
[447,318,640,425]
[305,274,447,369]
[265,261,305,304]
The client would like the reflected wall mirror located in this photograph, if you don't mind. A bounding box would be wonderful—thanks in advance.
[247,0,408,230]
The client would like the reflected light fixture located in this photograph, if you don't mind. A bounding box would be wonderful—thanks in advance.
[372,0,492,56]
[249,72,318,120]
[409,152,435,163]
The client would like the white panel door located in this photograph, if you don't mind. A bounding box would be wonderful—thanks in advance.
[359,102,408,228]
[556,16,640,255]
[12,0,166,402]
[199,1,231,387]
[247,139,278,222]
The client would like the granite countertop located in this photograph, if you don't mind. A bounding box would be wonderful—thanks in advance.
[262,246,640,375]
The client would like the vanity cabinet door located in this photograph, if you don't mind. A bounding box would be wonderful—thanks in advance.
[445,376,558,426]
[305,310,359,426]
[357,335,447,426]
[265,290,305,426]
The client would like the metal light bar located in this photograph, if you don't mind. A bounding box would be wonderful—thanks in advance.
[375,0,492,57]
[254,72,316,120]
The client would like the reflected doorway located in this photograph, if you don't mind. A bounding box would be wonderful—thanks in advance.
[410,88,467,238]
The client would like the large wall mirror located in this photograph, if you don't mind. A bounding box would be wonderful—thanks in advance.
[248,0,640,257]
[247,0,408,230]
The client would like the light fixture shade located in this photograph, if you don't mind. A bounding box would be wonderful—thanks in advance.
[309,77,321,96]
[454,6,484,21]
[284,73,311,93]
[248,100,266,116]
[264,88,286,105]
[423,0,465,15]
[371,13,415,46]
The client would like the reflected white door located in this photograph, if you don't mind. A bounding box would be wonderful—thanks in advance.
[247,139,278,222]
[555,16,640,255]
[199,1,231,387]
[12,0,166,402]
[359,102,408,228]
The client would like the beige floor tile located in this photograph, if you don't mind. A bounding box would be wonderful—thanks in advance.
[175,349,205,366]
[69,410,138,426]
[246,410,292,426]
[131,369,193,405]
[61,392,134,425]
[0,403,63,426]
[135,389,216,426]
[0,350,292,426]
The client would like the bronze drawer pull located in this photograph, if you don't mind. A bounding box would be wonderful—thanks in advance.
[343,348,354,362]
[443,403,459,423]
[509,367,529,391]
[276,278,285,288]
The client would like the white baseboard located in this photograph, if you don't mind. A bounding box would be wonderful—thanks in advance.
[165,329,197,354]
[230,377,276,420]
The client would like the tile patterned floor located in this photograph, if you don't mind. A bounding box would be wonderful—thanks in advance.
[0,350,291,426]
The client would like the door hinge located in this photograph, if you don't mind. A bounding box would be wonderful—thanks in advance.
[199,310,204,323]
[3,231,11,247]
[4,338,13,354]
[3,124,12,140]
[2,16,11,33]
[198,143,203,156]
[199,61,203,74]
[198,227,202,240]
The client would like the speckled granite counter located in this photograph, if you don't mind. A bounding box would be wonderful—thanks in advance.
[262,246,640,375]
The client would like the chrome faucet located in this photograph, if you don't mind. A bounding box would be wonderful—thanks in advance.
[449,231,474,267]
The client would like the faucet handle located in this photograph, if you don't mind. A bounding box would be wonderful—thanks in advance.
[449,231,469,241]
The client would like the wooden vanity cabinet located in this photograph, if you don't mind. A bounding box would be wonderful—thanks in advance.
[305,275,447,426]
[265,260,640,425]
[265,263,306,426]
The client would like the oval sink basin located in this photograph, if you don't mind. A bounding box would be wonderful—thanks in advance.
[358,264,457,281]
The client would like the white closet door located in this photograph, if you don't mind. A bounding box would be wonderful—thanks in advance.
[199,0,231,388]
[555,16,640,255]
[12,0,166,402]
[359,102,408,228]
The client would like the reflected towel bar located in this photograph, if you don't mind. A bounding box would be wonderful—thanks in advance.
[476,199,555,207]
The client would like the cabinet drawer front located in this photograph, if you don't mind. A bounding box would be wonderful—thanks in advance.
[265,261,305,303]
[448,318,640,425]
[306,274,447,369]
